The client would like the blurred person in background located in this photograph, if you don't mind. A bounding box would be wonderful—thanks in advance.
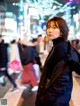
[70,39,79,51]
[18,40,38,90]
[31,38,42,72]
[37,34,44,55]
[8,39,22,73]
[31,38,41,82]
[70,39,80,78]
[34,35,44,72]
[35,16,80,106]
[0,35,18,91]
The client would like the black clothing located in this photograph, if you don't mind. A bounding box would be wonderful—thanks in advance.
[18,44,35,66]
[35,37,80,106]
[0,42,17,88]
[46,37,68,79]
[0,42,8,68]
[32,46,42,71]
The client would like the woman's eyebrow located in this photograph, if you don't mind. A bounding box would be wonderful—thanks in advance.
[51,25,58,27]
[48,24,55,26]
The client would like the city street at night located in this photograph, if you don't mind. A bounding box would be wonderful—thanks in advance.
[0,0,80,106]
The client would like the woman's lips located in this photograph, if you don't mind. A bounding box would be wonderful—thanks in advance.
[48,34,53,37]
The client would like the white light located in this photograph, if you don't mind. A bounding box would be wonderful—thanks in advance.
[19,15,23,19]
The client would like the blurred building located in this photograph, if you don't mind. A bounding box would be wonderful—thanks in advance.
[0,0,80,41]
[0,12,5,34]
[0,11,18,43]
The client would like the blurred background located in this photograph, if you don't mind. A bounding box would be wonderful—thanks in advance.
[0,0,80,42]
[0,1,80,106]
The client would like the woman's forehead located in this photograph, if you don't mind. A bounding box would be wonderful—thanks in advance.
[47,21,59,27]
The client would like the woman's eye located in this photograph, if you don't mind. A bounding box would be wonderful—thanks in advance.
[52,26,57,29]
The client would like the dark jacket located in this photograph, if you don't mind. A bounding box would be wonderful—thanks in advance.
[18,44,35,66]
[0,42,8,68]
[35,38,80,106]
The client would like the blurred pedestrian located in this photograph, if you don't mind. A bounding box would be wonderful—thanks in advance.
[31,38,41,82]
[37,34,44,55]
[33,36,43,72]
[0,35,18,91]
[35,16,80,106]
[8,39,22,73]
[71,39,79,51]
[18,41,38,89]
[31,38,42,70]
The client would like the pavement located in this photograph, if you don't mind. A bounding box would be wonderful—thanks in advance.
[71,73,80,106]
[0,72,80,106]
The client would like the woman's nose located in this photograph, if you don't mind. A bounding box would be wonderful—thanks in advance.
[48,28,53,33]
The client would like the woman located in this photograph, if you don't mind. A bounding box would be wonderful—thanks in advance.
[35,16,80,106]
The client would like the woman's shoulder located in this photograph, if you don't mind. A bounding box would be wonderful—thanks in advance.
[55,41,68,50]
[59,41,68,46]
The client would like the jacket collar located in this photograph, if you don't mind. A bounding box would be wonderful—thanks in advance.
[52,37,64,46]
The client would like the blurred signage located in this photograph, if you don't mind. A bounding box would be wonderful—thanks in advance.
[41,22,46,31]
[30,18,39,34]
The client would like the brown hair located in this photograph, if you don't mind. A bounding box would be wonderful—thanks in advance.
[46,16,69,40]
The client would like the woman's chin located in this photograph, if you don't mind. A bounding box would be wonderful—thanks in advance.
[49,37,54,40]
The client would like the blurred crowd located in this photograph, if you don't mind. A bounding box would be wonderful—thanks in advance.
[0,33,80,92]
[0,34,48,92]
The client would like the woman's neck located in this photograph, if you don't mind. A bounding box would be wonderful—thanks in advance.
[52,37,64,46]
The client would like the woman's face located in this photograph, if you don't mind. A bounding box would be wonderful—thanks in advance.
[46,21,61,40]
